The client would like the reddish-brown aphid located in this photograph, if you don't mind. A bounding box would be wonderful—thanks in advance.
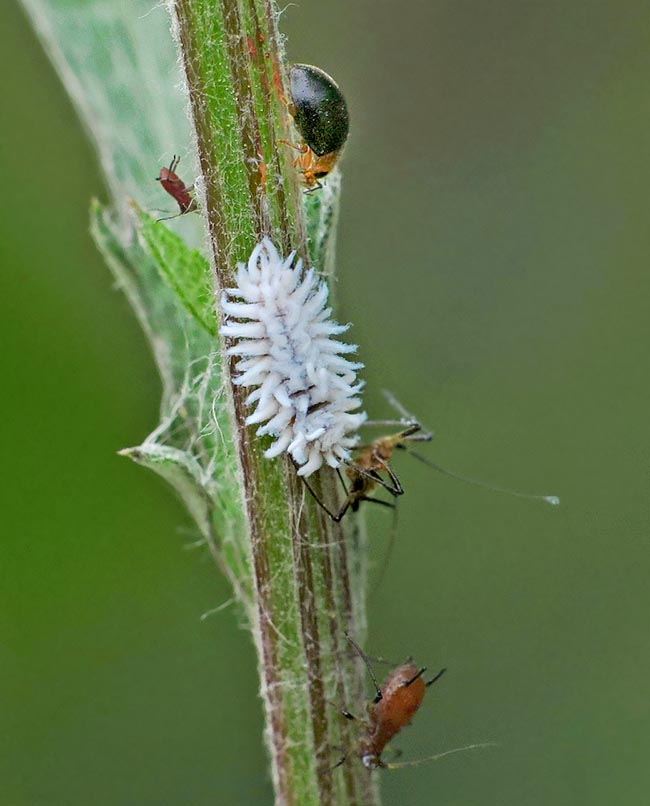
[155,155,197,219]
[336,634,446,770]
[302,419,432,523]
[340,422,432,519]
[302,392,559,523]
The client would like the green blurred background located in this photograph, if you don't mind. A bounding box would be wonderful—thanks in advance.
[2,1,649,804]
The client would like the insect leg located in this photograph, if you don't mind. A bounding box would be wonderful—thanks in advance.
[372,463,404,497]
[345,632,383,703]
[304,180,323,194]
[299,474,343,522]
[357,496,395,509]
[345,463,402,498]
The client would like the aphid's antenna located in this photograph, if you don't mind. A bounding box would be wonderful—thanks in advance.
[370,502,400,598]
[374,390,434,441]
[385,741,499,770]
[380,389,559,505]
[345,632,383,702]
[404,448,560,506]
[335,467,349,497]
[381,388,419,423]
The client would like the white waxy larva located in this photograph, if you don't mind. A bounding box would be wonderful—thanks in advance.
[221,238,366,476]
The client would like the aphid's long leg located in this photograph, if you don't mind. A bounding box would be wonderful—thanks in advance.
[297,466,352,522]
[335,467,348,493]
[425,668,447,687]
[333,499,351,522]
[300,474,346,522]
[331,753,349,770]
[328,699,370,727]
[346,463,403,497]
[369,498,400,598]
[345,632,383,703]
[333,468,352,521]
[357,496,395,509]
[372,462,404,497]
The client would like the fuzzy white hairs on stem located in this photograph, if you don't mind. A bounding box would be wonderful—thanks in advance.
[221,238,366,476]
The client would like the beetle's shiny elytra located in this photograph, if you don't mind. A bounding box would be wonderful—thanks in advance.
[287,64,349,189]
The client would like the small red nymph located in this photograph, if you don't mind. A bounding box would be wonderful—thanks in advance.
[155,155,197,218]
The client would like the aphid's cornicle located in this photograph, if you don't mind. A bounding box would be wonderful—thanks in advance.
[286,64,349,191]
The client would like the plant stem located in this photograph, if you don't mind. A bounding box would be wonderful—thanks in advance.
[170,1,378,803]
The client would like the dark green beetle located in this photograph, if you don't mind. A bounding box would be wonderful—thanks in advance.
[287,64,349,189]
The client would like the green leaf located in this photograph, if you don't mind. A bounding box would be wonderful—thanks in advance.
[136,206,218,335]
[90,200,250,598]
[20,0,195,224]
[120,443,213,538]
[89,199,212,417]
[304,169,343,276]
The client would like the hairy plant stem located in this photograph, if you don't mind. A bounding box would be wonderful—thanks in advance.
[171,1,378,803]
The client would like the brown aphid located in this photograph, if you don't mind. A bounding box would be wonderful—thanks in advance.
[342,422,431,517]
[302,420,432,523]
[155,155,197,220]
[336,634,446,771]
[359,662,445,769]
[301,393,559,522]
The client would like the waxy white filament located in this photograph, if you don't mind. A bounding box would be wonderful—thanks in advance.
[221,238,366,476]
